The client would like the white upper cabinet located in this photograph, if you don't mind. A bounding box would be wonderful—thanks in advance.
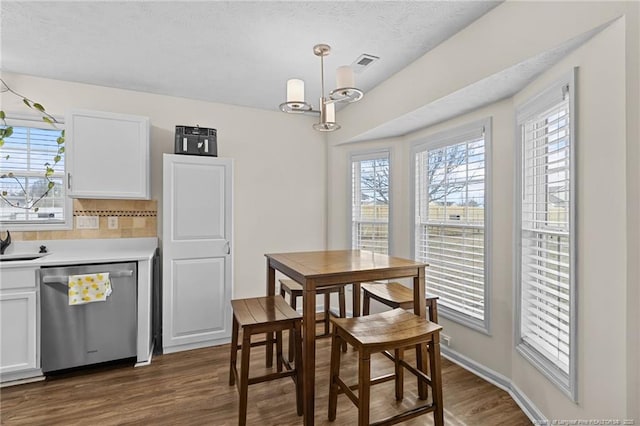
[66,109,150,199]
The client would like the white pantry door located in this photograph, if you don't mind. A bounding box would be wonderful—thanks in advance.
[162,154,233,353]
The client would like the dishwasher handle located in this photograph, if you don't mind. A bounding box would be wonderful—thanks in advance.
[42,270,134,284]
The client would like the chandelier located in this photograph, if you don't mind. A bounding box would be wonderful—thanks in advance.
[279,44,364,132]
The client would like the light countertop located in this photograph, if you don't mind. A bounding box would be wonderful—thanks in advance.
[0,238,158,268]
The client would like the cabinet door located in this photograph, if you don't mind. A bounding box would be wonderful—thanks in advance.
[0,292,37,375]
[66,109,150,199]
[162,154,233,352]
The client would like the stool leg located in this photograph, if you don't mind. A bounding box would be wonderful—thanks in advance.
[339,288,347,353]
[429,335,444,426]
[394,348,404,401]
[276,330,283,373]
[363,291,371,316]
[293,320,304,416]
[416,342,429,400]
[239,331,252,426]
[265,331,274,369]
[328,330,342,421]
[427,298,439,323]
[352,282,361,317]
[288,294,298,362]
[229,315,239,386]
[358,351,371,426]
[324,293,331,335]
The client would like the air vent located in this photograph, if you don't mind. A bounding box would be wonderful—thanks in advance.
[351,53,379,74]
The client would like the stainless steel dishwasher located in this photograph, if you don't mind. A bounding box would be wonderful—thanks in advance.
[40,262,137,373]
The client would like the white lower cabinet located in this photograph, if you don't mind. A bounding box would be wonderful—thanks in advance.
[162,154,233,353]
[0,267,40,383]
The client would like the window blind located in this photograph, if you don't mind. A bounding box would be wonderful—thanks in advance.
[351,152,389,254]
[0,125,66,223]
[519,93,572,374]
[414,128,487,324]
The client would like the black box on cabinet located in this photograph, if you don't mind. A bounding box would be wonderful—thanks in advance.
[174,125,217,156]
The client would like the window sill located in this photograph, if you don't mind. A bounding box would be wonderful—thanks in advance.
[516,342,576,402]
[0,219,73,232]
[439,306,491,335]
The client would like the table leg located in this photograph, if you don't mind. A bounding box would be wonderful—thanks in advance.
[303,281,316,425]
[413,268,428,399]
[266,260,276,368]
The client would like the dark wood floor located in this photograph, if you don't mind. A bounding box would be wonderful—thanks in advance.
[1,335,532,425]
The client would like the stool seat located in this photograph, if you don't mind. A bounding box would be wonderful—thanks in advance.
[362,282,439,322]
[280,278,347,360]
[332,308,441,349]
[229,296,303,425]
[231,296,301,329]
[279,280,347,324]
[280,279,343,295]
[328,308,444,426]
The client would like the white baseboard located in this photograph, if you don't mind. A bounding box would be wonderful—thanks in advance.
[441,345,548,424]
[163,336,231,354]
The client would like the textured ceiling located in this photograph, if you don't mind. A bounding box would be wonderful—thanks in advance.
[1,1,501,113]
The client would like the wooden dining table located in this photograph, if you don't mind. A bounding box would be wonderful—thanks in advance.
[265,250,428,426]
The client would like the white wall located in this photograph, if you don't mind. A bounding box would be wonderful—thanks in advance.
[511,19,628,418]
[327,1,639,422]
[625,3,640,421]
[0,72,327,300]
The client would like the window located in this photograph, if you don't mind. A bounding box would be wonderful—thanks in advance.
[515,70,576,400]
[350,150,390,254]
[412,119,490,332]
[0,117,70,230]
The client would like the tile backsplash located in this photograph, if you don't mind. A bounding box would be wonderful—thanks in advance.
[10,199,157,241]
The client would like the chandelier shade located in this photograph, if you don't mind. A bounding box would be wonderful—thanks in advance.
[279,44,364,131]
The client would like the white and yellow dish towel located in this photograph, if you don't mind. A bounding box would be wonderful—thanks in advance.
[68,273,112,305]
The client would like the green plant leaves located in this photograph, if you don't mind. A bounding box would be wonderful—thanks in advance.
[0,126,13,138]
[1,80,66,212]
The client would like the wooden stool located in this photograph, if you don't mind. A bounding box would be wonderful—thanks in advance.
[229,296,303,426]
[328,308,444,426]
[280,279,347,360]
[362,281,439,322]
